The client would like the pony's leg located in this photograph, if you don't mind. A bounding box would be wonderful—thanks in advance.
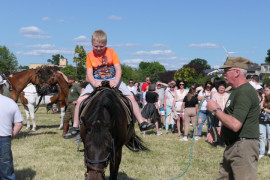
[58,107,65,130]
[28,104,36,131]
[24,105,31,130]
[109,148,122,180]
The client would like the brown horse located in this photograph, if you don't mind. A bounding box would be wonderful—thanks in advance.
[46,70,69,129]
[80,82,148,180]
[8,67,44,102]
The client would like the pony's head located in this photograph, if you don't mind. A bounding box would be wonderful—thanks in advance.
[82,89,125,180]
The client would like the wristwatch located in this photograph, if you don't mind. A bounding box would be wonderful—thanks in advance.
[212,108,221,116]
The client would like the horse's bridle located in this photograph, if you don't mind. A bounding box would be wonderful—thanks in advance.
[84,138,115,177]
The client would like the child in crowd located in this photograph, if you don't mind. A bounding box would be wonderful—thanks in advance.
[141,83,162,136]
[66,30,155,138]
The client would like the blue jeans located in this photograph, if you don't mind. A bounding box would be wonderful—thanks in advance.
[0,136,15,180]
[197,110,211,136]
[259,124,270,155]
[165,106,174,130]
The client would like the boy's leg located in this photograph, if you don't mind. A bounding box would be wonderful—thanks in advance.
[65,95,88,139]
[126,95,155,131]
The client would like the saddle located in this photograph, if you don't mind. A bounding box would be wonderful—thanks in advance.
[79,81,135,125]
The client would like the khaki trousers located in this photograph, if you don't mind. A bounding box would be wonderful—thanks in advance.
[217,139,259,180]
[183,107,196,136]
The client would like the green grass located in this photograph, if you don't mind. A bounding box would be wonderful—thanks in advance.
[12,104,270,180]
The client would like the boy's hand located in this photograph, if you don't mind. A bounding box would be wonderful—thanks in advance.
[110,80,118,88]
[94,81,102,87]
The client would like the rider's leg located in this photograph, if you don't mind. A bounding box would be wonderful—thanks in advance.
[126,95,155,131]
[72,95,88,128]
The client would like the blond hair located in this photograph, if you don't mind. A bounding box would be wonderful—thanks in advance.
[92,30,107,43]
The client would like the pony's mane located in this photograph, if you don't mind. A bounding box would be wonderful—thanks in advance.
[85,89,124,147]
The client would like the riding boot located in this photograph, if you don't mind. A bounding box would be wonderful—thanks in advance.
[62,123,69,137]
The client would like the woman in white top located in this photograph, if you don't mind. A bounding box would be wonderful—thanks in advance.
[197,81,213,137]
[173,80,188,136]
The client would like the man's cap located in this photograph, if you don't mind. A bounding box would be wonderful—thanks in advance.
[0,75,7,85]
[220,57,252,70]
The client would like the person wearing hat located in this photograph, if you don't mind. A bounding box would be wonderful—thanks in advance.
[0,74,24,179]
[61,75,82,139]
[207,57,260,179]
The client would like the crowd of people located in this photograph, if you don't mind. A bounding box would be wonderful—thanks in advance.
[1,29,269,179]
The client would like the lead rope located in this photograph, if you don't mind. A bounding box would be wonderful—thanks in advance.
[169,97,217,179]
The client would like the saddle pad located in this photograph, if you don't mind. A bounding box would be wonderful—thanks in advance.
[79,86,134,125]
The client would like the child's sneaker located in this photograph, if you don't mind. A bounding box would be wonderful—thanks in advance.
[180,136,188,141]
[156,131,162,136]
[139,121,155,131]
[64,127,80,139]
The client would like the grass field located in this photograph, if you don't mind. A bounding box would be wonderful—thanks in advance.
[11,103,270,180]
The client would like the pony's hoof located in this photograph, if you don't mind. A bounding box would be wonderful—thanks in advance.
[26,127,30,131]
[58,126,63,130]
[31,128,36,131]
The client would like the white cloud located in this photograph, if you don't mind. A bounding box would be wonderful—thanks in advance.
[158,56,178,60]
[23,34,52,39]
[42,17,51,21]
[16,49,73,56]
[25,44,56,49]
[108,15,122,20]
[73,35,89,42]
[134,50,173,55]
[108,43,138,48]
[189,43,219,48]
[19,26,45,34]
[72,35,91,46]
[152,43,168,48]
[122,59,143,63]
[57,19,65,23]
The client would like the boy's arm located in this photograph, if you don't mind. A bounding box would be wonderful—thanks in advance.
[110,63,121,88]
[86,68,101,87]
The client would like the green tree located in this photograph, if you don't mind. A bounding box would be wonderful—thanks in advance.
[47,54,64,65]
[0,45,18,75]
[174,67,196,86]
[189,58,211,70]
[76,64,86,81]
[60,65,76,77]
[265,49,270,63]
[121,64,142,83]
[138,61,166,82]
[263,76,270,86]
[73,45,86,66]
[18,65,29,70]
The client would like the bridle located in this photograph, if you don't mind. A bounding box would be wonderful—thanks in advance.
[84,138,115,178]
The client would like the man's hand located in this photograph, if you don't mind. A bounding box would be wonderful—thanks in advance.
[206,99,220,112]
[207,132,215,143]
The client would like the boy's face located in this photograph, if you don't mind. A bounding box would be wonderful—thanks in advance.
[92,41,107,55]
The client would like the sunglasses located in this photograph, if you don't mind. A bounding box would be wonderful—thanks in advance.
[179,83,185,86]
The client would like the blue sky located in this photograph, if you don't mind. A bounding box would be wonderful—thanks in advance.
[1,0,270,70]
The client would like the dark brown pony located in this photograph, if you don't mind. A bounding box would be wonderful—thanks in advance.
[45,70,70,129]
[8,67,44,102]
[80,82,148,180]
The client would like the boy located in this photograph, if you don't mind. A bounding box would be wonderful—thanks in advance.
[65,30,155,138]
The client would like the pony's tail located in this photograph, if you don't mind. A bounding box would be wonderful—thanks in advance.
[125,134,149,152]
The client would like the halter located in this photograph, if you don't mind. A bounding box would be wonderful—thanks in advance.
[84,138,115,177]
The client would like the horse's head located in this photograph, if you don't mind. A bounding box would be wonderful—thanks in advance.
[46,69,58,86]
[33,67,45,88]
[82,90,123,180]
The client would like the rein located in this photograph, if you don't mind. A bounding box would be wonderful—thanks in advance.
[84,138,116,176]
